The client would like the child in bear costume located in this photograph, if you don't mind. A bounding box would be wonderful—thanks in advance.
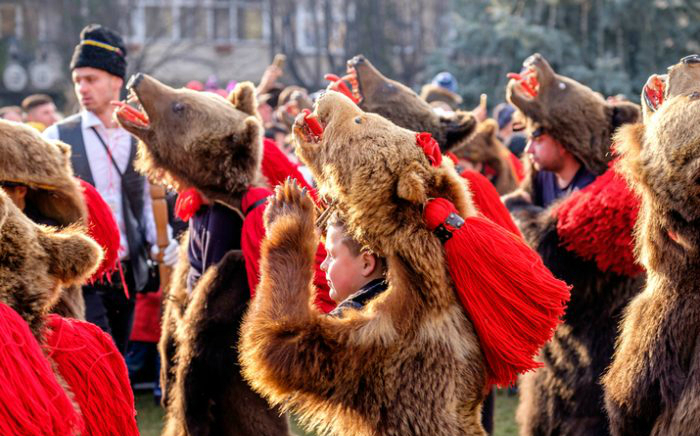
[239,90,570,436]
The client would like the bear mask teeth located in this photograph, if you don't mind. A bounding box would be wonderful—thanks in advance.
[112,100,150,128]
[507,67,539,98]
[643,75,666,112]
[301,108,323,141]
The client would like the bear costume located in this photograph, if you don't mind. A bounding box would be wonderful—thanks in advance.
[116,73,337,436]
[327,55,521,235]
[450,119,522,195]
[239,91,569,436]
[501,54,644,436]
[602,55,700,436]
[0,186,138,436]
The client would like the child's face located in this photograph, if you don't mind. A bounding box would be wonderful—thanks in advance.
[321,224,368,303]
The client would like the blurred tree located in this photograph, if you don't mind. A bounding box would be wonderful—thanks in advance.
[431,0,700,108]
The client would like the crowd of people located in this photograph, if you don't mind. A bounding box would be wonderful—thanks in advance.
[0,19,698,436]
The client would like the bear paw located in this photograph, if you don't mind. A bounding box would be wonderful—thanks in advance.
[264,177,316,230]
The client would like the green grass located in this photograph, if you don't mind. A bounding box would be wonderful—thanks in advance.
[135,388,518,436]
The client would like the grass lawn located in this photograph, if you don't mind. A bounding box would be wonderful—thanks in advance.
[136,388,518,436]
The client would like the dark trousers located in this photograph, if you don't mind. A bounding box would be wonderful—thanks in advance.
[482,388,494,434]
[84,261,137,354]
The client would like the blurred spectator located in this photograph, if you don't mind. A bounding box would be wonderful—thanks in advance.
[22,94,60,132]
[431,71,458,94]
[0,106,23,122]
[494,102,526,157]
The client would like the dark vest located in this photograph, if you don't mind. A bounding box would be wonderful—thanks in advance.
[57,113,149,291]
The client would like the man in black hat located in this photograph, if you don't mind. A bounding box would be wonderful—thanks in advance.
[44,24,178,354]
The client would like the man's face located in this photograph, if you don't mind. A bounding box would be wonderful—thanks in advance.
[26,103,59,127]
[72,67,122,114]
[525,130,565,172]
[320,224,367,303]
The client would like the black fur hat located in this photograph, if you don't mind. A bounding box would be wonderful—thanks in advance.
[70,24,127,80]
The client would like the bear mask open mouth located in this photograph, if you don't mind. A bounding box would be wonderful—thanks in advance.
[324,63,362,104]
[296,108,325,144]
[113,86,150,130]
[507,66,540,99]
[643,74,666,112]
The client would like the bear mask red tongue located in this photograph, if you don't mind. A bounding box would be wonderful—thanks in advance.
[643,75,666,112]
[302,108,324,139]
[111,101,150,127]
[507,69,539,98]
[324,73,360,104]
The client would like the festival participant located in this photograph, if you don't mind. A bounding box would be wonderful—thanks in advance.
[44,24,178,353]
[503,53,643,436]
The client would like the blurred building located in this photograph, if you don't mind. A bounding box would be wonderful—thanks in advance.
[0,0,448,107]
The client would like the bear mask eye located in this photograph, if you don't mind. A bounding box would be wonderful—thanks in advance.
[354,116,362,124]
[172,102,185,114]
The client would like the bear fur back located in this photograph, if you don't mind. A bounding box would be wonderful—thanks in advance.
[603,57,700,436]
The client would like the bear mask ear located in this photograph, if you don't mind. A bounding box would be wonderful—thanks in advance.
[610,102,641,131]
[229,81,258,117]
[396,162,429,205]
[440,110,477,152]
[38,229,103,285]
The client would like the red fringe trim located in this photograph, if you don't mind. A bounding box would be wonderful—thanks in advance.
[44,315,139,436]
[554,165,642,277]
[424,198,570,387]
[0,303,82,436]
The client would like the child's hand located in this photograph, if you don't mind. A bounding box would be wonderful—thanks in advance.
[263,177,316,230]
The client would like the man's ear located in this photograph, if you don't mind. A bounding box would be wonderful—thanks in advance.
[396,162,428,205]
[38,227,103,285]
[229,81,258,117]
[440,110,477,152]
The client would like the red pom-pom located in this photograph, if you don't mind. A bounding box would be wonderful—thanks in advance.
[0,303,82,436]
[424,198,570,387]
[416,132,442,167]
[79,179,120,284]
[45,315,139,436]
[175,187,204,222]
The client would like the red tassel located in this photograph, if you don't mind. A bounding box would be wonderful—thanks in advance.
[44,315,139,436]
[0,303,83,436]
[175,187,204,222]
[424,198,570,387]
[79,179,120,284]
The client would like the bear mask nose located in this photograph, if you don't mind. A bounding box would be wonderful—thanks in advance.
[681,54,700,64]
[352,55,366,65]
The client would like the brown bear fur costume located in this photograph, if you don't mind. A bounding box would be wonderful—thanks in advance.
[239,90,490,436]
[341,55,475,152]
[116,74,290,436]
[502,54,643,436]
[0,120,90,319]
[0,188,100,338]
[602,55,700,436]
[451,119,519,195]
